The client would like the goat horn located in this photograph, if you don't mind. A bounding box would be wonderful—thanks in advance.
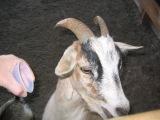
[94,16,109,36]
[55,18,95,43]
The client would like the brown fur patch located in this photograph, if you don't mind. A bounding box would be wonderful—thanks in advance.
[87,83,97,95]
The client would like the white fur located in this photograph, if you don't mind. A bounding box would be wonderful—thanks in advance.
[91,36,130,116]
[43,78,90,120]
[43,94,87,120]
[23,104,33,118]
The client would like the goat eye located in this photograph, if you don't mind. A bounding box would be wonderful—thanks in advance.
[80,67,92,74]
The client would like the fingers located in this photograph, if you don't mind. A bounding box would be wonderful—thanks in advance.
[5,74,27,97]
[19,62,35,93]
[20,61,35,82]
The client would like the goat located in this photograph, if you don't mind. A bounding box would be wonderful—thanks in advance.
[0,97,34,120]
[43,16,143,120]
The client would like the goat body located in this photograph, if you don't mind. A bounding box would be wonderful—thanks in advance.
[43,77,102,120]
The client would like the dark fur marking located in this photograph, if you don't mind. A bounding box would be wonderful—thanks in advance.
[114,45,125,87]
[113,73,120,88]
[81,41,103,82]
[115,45,124,75]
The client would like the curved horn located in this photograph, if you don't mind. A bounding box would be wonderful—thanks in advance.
[94,16,109,36]
[55,18,95,43]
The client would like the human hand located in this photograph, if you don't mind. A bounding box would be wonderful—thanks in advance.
[0,54,35,97]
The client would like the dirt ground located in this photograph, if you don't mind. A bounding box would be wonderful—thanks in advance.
[0,0,160,120]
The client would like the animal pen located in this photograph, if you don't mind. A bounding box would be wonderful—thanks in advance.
[0,0,160,120]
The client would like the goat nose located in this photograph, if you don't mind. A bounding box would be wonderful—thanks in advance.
[116,107,129,116]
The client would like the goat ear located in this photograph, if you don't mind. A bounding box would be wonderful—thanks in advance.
[55,44,77,77]
[115,42,143,53]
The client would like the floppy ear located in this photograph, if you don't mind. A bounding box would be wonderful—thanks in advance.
[115,42,143,53]
[55,44,77,77]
